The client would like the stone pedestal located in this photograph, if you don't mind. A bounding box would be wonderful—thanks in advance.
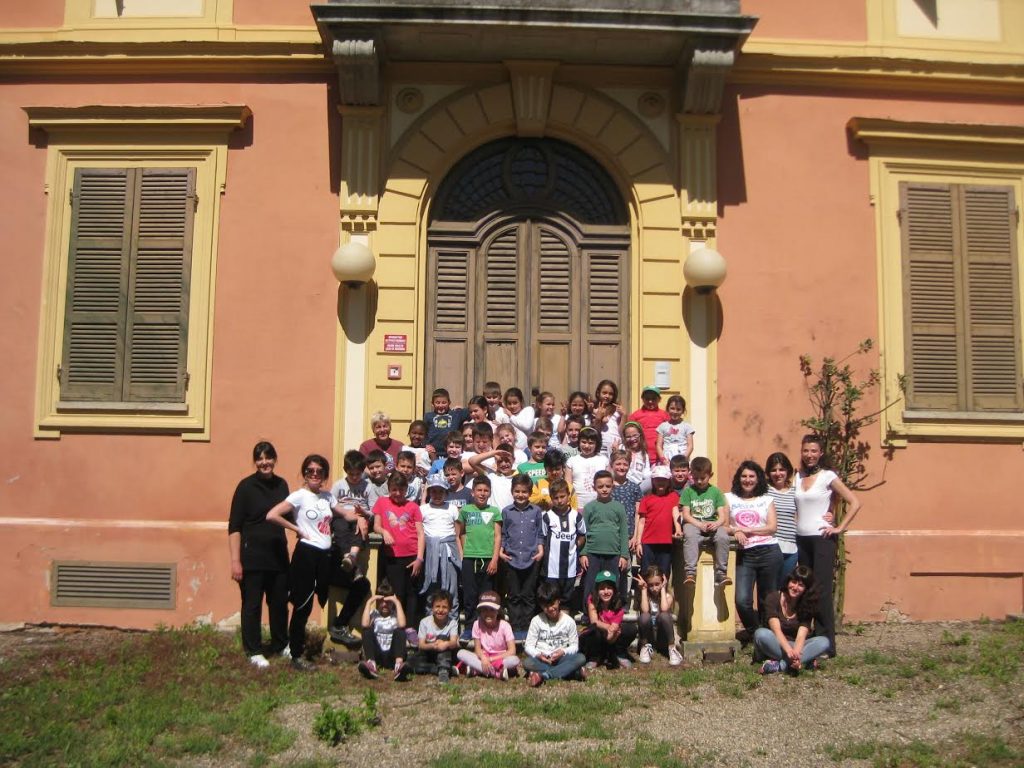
[677,546,740,662]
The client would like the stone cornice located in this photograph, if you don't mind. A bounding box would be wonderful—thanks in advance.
[734,41,1024,98]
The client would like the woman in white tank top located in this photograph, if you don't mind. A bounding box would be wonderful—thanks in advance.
[793,435,861,657]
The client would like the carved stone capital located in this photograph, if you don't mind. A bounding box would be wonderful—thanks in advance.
[505,60,558,138]
[333,37,381,107]
[338,107,384,232]
[682,46,735,115]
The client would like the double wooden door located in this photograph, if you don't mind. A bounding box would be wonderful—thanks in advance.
[426,216,629,406]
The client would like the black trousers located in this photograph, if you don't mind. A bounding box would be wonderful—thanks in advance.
[382,554,420,623]
[580,621,638,664]
[362,627,407,669]
[462,558,495,626]
[502,561,540,632]
[238,568,288,656]
[333,573,372,629]
[796,534,836,656]
[288,543,332,657]
[412,648,453,675]
[544,576,579,614]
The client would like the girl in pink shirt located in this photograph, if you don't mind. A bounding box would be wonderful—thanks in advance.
[456,591,520,679]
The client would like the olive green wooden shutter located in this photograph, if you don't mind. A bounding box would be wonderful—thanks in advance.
[901,182,1022,412]
[125,168,195,402]
[61,167,194,403]
[901,182,961,410]
[962,185,1022,411]
[61,168,133,401]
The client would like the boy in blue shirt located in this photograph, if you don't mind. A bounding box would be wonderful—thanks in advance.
[499,473,545,637]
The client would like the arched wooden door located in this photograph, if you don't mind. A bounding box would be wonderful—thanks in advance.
[426,137,630,406]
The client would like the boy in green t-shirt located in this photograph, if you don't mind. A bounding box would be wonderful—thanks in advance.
[679,456,731,587]
[457,475,502,636]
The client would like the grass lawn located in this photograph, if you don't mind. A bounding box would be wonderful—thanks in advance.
[1,620,1022,767]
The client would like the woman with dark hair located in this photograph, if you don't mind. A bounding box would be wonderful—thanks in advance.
[228,441,290,669]
[754,565,829,674]
[725,460,781,640]
[266,454,345,670]
[764,452,799,588]
[794,434,861,656]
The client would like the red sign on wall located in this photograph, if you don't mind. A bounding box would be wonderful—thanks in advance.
[383,334,407,352]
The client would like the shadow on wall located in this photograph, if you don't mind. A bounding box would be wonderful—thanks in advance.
[682,286,724,349]
[717,85,747,212]
[337,281,377,343]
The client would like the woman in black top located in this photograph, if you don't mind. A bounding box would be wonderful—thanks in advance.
[753,565,831,675]
[228,441,290,668]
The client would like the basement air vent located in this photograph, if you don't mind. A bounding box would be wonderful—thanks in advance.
[51,561,176,609]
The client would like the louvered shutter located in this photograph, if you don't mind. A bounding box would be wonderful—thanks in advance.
[125,168,195,402]
[429,246,474,407]
[584,247,628,396]
[533,226,573,397]
[60,167,194,404]
[480,226,524,391]
[901,182,963,410]
[962,186,1023,410]
[61,168,133,401]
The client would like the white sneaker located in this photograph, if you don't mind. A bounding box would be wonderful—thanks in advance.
[249,654,270,669]
[669,646,684,666]
[278,646,291,659]
[639,643,653,664]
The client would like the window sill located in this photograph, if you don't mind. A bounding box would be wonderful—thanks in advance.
[902,410,1024,424]
[57,401,190,414]
[886,410,1024,446]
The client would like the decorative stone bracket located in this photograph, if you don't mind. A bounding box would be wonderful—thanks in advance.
[677,44,736,240]
[333,37,384,231]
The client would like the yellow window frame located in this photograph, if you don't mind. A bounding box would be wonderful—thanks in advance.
[27,105,250,441]
[851,117,1024,444]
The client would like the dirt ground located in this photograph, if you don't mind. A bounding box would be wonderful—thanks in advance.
[2,620,1022,768]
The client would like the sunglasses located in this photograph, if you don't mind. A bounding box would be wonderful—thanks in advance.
[304,467,325,478]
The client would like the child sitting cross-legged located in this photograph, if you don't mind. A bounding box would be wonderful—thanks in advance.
[414,589,459,683]
[524,581,588,687]
[358,582,411,682]
[580,570,637,670]
[456,591,520,679]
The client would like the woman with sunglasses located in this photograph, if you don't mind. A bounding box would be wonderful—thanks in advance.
[266,454,345,670]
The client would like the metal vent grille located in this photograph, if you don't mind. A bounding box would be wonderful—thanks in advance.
[51,561,176,609]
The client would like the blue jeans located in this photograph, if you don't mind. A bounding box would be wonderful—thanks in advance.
[754,627,831,666]
[777,550,799,589]
[735,544,782,633]
[523,652,587,681]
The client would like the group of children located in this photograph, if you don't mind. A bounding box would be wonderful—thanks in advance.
[271,379,816,682]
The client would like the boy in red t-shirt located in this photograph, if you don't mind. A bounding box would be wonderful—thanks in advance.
[632,465,679,580]
[627,386,668,461]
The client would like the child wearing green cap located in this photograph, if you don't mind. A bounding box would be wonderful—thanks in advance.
[580,570,637,670]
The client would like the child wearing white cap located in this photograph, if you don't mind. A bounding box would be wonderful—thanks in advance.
[419,474,462,618]
[456,591,520,679]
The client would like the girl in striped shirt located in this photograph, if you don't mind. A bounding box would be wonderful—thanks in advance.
[765,452,798,588]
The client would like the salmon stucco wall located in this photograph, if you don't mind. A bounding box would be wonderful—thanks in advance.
[0,78,341,628]
[715,82,1024,621]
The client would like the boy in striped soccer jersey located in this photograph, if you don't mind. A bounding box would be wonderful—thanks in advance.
[540,478,586,613]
